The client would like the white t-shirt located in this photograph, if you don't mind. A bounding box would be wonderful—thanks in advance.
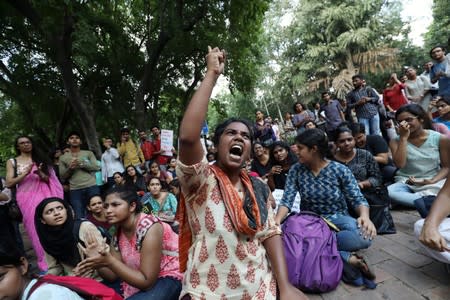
[22,279,84,300]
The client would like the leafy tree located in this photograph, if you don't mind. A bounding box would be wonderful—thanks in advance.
[261,0,409,108]
[424,0,450,50]
[0,0,270,162]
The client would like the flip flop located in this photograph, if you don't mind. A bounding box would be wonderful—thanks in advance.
[351,253,376,280]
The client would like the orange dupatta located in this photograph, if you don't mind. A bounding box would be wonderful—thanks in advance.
[177,164,263,272]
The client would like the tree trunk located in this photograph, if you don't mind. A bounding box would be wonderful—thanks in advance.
[7,0,102,158]
[345,52,357,75]
[134,29,171,130]
[55,55,101,158]
[52,12,101,158]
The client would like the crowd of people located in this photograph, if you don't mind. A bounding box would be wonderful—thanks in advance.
[0,44,450,300]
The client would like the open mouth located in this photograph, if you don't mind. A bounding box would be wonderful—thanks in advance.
[230,145,243,156]
[230,144,243,158]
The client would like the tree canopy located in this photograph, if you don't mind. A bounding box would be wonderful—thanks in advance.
[424,0,450,50]
[0,0,270,161]
[0,0,441,166]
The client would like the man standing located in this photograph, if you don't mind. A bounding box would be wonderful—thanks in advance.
[138,129,154,172]
[59,131,100,217]
[430,45,450,98]
[422,61,439,97]
[151,125,171,171]
[346,74,381,135]
[101,137,124,188]
[405,67,431,111]
[117,128,145,173]
[320,91,345,140]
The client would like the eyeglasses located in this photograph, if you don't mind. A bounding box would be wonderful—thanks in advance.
[397,116,418,123]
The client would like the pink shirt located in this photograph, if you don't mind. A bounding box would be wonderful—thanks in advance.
[113,214,182,298]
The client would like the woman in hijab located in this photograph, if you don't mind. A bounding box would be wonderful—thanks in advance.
[35,197,105,279]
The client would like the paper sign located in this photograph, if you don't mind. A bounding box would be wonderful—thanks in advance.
[272,189,301,213]
[160,129,173,156]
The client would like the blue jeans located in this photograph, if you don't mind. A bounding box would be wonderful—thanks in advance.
[358,113,381,136]
[387,181,422,207]
[126,277,182,300]
[70,185,101,218]
[329,214,372,262]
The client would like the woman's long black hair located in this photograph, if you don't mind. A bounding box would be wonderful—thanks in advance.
[396,103,433,130]
[295,128,332,159]
[105,185,142,214]
[212,118,254,146]
[15,135,50,176]
[269,141,297,166]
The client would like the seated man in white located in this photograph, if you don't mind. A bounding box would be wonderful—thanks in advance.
[415,176,450,263]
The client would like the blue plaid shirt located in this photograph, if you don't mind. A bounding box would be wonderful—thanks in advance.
[280,161,368,219]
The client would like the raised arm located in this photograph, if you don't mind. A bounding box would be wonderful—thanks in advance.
[178,46,225,165]
[390,120,410,168]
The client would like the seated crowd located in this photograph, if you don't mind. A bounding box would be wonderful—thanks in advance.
[1,45,450,300]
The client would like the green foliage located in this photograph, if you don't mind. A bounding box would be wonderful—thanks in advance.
[0,0,270,166]
[259,0,414,110]
[424,0,450,49]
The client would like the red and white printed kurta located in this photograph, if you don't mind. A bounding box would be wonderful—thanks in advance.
[177,158,281,300]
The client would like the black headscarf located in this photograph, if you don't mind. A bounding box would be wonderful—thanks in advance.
[35,197,81,267]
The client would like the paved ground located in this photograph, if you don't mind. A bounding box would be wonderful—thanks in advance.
[23,209,450,299]
[306,209,450,300]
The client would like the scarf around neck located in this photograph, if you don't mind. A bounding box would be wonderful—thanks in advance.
[177,164,267,272]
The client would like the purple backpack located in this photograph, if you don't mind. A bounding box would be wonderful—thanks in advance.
[282,211,343,292]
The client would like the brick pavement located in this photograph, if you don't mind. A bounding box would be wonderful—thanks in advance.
[306,209,450,300]
[22,209,450,299]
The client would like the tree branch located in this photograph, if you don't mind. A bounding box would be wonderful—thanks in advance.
[0,61,13,81]
[6,0,42,29]
[181,0,207,31]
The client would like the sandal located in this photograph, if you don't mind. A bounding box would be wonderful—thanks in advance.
[350,253,376,280]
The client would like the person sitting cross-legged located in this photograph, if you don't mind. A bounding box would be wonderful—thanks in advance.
[76,186,183,300]
[388,104,450,208]
[275,128,376,281]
